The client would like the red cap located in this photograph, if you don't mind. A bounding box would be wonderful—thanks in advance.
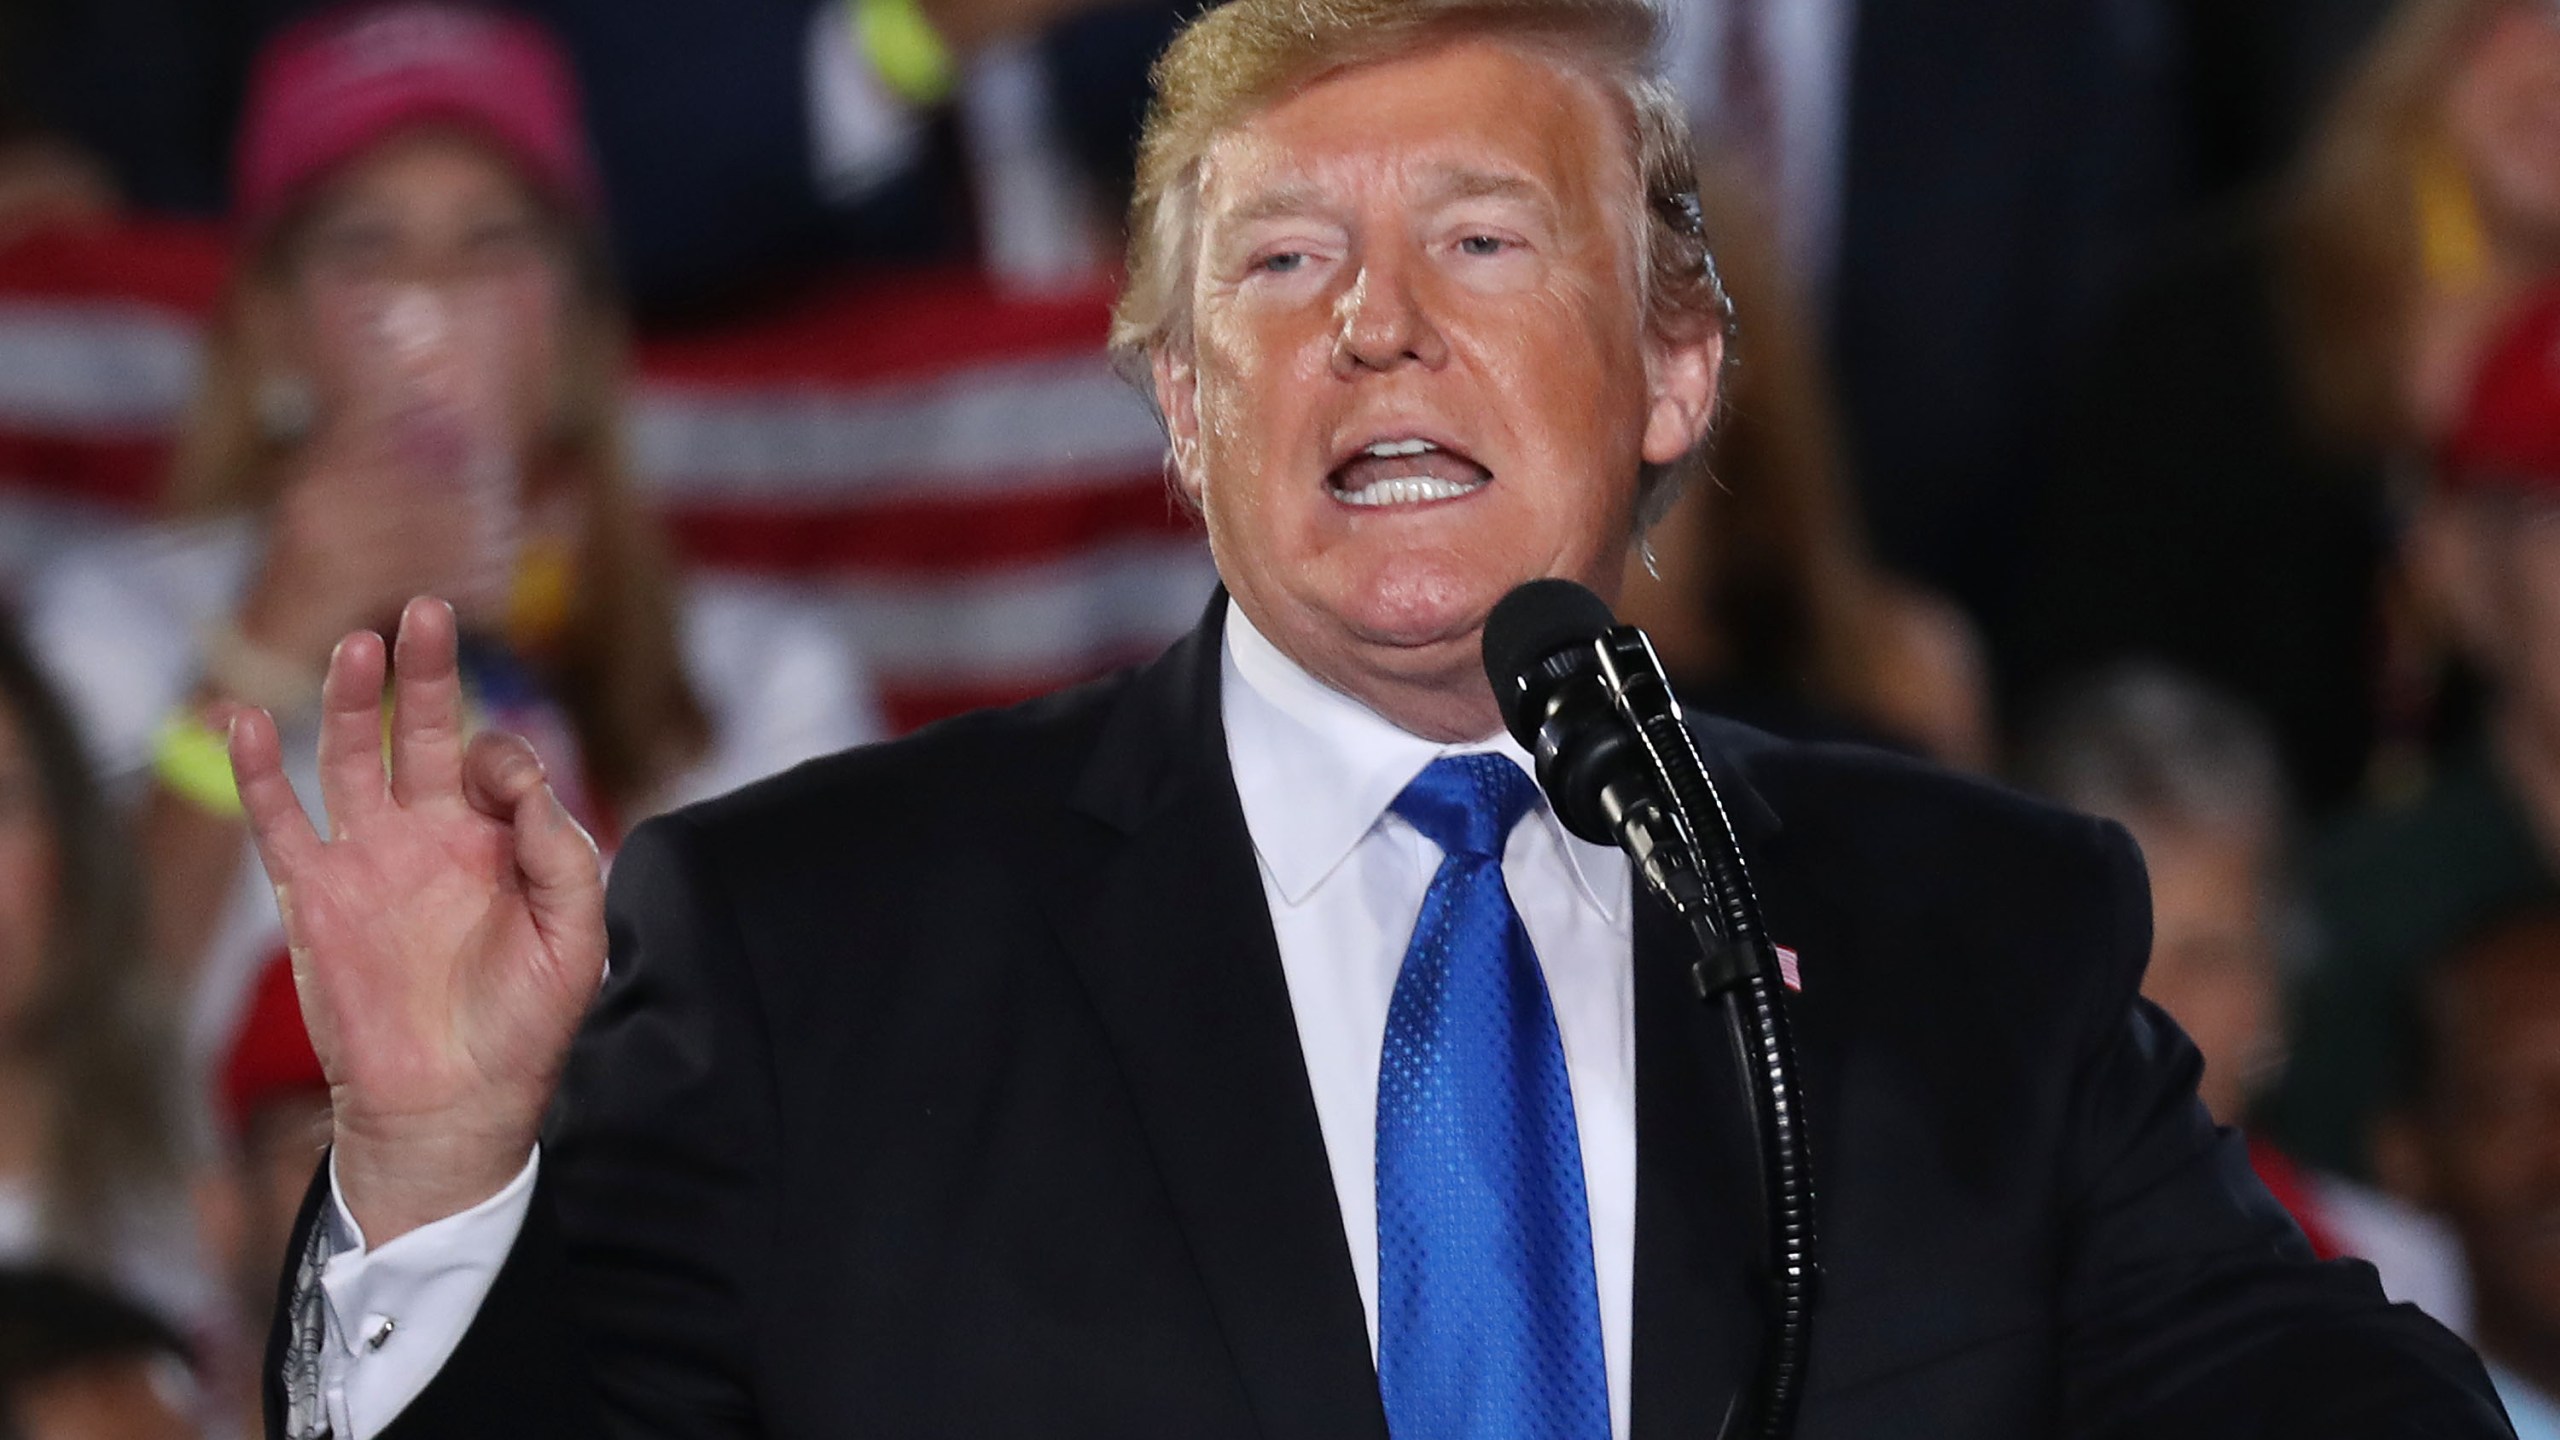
[2440,285,2560,496]
[219,951,328,1135]
[233,3,601,235]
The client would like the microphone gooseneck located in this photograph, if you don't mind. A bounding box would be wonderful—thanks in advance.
[1482,579,1820,1440]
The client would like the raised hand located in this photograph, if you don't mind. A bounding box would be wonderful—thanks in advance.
[230,597,604,1245]
[231,420,521,676]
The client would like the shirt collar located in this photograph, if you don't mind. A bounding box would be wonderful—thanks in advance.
[1220,601,1626,919]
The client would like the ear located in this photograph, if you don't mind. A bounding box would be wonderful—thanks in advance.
[1152,345,1207,509]
[1640,324,1722,467]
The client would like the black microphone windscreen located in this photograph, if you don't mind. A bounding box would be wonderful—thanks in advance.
[1482,578,1617,745]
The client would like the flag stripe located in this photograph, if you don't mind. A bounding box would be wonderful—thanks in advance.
[0,224,1211,736]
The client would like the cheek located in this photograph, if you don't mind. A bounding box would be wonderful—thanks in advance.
[292,280,379,405]
[2460,43,2560,201]
[1466,289,1651,462]
[1190,321,1315,500]
[486,272,572,428]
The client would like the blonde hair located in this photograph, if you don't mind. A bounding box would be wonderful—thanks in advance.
[166,194,708,810]
[1108,0,1731,520]
[2280,0,2521,449]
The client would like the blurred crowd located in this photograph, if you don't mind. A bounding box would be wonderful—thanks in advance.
[0,0,2551,1435]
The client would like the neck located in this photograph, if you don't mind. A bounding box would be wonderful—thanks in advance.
[1349,676,1508,745]
[1226,601,1508,744]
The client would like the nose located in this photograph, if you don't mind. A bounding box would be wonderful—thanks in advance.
[1330,248,1449,376]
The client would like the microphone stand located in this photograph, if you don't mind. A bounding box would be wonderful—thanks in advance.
[1593,629,1819,1440]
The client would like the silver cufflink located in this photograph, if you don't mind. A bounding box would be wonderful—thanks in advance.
[363,1316,397,1351]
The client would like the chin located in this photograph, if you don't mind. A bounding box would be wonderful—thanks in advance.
[1332,554,1514,651]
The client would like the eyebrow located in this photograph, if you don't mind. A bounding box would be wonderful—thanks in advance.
[1218,182,1328,230]
[1419,168,1545,208]
[1214,166,1549,230]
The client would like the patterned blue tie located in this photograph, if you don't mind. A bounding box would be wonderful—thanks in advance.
[1376,753,1611,1440]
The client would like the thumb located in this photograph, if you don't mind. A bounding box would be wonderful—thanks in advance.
[511,772,605,987]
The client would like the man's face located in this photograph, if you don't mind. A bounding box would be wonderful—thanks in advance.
[1157,39,1719,739]
[2416,930,2560,1360]
[2128,816,2280,1128]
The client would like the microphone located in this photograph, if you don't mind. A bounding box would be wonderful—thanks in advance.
[1484,577,1817,1440]
[1481,579,1720,948]
[1482,578,1776,995]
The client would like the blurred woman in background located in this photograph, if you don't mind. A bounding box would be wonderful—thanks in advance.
[2284,0,2560,450]
[1618,159,1992,770]
[0,614,209,1345]
[25,3,878,1055]
[2010,0,2560,818]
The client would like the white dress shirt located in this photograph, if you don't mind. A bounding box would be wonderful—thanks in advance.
[1223,607,1638,1440]
[305,605,1640,1439]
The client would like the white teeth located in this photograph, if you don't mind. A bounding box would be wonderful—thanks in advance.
[1335,474,1487,507]
[1363,438,1439,458]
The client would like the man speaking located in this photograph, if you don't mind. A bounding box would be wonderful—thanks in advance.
[229,0,2509,1435]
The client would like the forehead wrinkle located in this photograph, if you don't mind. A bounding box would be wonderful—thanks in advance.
[1215,178,1330,231]
[1205,154,1556,236]
[1415,164,1547,209]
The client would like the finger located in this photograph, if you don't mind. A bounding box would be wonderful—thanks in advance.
[512,775,604,965]
[228,706,321,876]
[390,597,467,809]
[314,629,391,835]
[461,729,546,822]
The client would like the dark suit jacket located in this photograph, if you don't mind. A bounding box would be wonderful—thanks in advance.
[275,598,2509,1439]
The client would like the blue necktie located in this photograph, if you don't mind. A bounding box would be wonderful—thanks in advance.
[1376,754,1611,1440]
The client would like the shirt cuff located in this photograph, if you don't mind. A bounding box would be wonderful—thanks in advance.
[807,0,930,204]
[316,1147,540,1440]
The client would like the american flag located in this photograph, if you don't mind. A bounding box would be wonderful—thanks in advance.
[0,219,1216,734]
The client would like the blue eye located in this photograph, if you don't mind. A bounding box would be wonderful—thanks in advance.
[1458,234,1507,257]
[1257,252,1308,274]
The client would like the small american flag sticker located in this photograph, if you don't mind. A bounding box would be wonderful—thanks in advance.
[1775,945,1802,992]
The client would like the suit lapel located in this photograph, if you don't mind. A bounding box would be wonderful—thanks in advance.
[1031,607,1848,1440]
[1034,598,1390,1440]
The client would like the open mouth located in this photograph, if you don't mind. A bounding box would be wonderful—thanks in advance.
[1326,436,1493,508]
